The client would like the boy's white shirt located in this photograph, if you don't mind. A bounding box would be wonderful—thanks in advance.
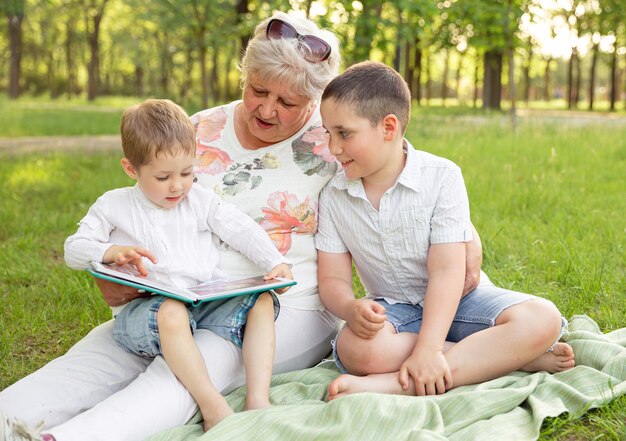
[315,141,473,306]
[64,183,288,316]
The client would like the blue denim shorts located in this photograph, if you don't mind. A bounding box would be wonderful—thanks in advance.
[332,280,568,373]
[113,292,279,358]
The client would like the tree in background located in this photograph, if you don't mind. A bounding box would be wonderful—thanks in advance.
[3,0,24,99]
[1,0,624,111]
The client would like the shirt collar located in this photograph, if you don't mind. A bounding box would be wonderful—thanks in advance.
[131,183,162,210]
[396,139,421,193]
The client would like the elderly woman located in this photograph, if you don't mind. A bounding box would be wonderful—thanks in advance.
[0,12,482,441]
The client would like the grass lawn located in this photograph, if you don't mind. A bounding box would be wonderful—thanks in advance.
[0,107,624,439]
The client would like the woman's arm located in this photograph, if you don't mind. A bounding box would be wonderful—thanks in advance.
[463,223,483,295]
[94,278,147,307]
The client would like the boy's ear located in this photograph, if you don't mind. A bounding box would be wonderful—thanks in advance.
[120,158,139,180]
[381,114,399,141]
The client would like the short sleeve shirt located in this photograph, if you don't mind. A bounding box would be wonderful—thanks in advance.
[315,141,473,305]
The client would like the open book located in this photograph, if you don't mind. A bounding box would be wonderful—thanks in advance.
[87,261,296,306]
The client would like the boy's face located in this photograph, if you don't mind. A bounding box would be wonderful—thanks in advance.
[321,99,395,182]
[122,150,195,209]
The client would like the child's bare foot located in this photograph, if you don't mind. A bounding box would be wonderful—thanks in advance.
[521,342,575,373]
[327,373,409,401]
[200,397,234,432]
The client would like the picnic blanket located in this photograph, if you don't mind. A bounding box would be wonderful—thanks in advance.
[146,315,625,441]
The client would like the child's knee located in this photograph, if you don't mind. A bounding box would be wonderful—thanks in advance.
[530,299,563,343]
[249,292,274,315]
[506,298,563,348]
[156,299,189,332]
[336,328,390,376]
[256,292,274,308]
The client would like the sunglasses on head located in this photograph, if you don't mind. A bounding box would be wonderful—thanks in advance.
[266,18,331,63]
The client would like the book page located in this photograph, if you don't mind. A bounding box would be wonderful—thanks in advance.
[188,276,295,300]
[90,262,197,301]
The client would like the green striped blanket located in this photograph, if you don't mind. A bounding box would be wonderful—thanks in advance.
[146,315,625,441]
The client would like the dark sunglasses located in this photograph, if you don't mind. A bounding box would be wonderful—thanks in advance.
[266,18,331,63]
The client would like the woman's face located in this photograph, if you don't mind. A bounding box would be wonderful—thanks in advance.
[239,74,315,148]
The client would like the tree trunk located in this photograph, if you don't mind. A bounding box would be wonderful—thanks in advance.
[567,49,575,109]
[425,51,431,105]
[543,57,552,102]
[483,50,503,110]
[226,53,238,101]
[135,65,144,96]
[179,47,194,101]
[66,16,76,99]
[8,13,24,99]
[199,42,208,109]
[86,1,108,101]
[414,38,422,105]
[210,47,219,104]
[158,31,171,96]
[441,48,449,106]
[405,40,414,100]
[609,43,618,112]
[393,38,402,73]
[588,43,599,111]
[455,51,464,104]
[522,47,532,104]
[236,0,250,53]
[473,52,480,109]
[573,52,581,108]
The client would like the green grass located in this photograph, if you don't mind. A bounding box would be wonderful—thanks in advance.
[1,109,625,439]
[0,95,206,138]
[0,95,133,137]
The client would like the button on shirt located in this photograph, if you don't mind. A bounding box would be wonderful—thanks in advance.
[315,142,473,306]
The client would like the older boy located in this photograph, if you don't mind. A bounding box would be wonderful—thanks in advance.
[63,99,292,431]
[316,62,574,399]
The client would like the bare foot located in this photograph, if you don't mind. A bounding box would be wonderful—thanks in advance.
[327,373,411,401]
[521,342,575,373]
[200,397,234,432]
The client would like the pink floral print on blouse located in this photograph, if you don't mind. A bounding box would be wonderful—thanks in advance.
[292,126,337,177]
[259,191,318,255]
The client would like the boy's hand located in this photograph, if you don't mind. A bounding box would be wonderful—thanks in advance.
[264,263,293,294]
[398,344,452,396]
[345,299,387,339]
[104,245,158,276]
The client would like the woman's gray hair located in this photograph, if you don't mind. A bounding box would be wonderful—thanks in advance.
[240,12,341,102]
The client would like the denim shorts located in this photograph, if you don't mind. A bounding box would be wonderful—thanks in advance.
[113,292,279,358]
[332,280,568,373]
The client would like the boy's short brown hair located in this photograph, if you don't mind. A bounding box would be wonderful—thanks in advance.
[120,99,196,167]
[322,61,411,134]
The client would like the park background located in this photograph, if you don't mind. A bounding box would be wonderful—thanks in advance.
[1,0,625,440]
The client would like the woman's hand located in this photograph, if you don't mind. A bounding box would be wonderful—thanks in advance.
[94,277,147,307]
[345,298,387,339]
